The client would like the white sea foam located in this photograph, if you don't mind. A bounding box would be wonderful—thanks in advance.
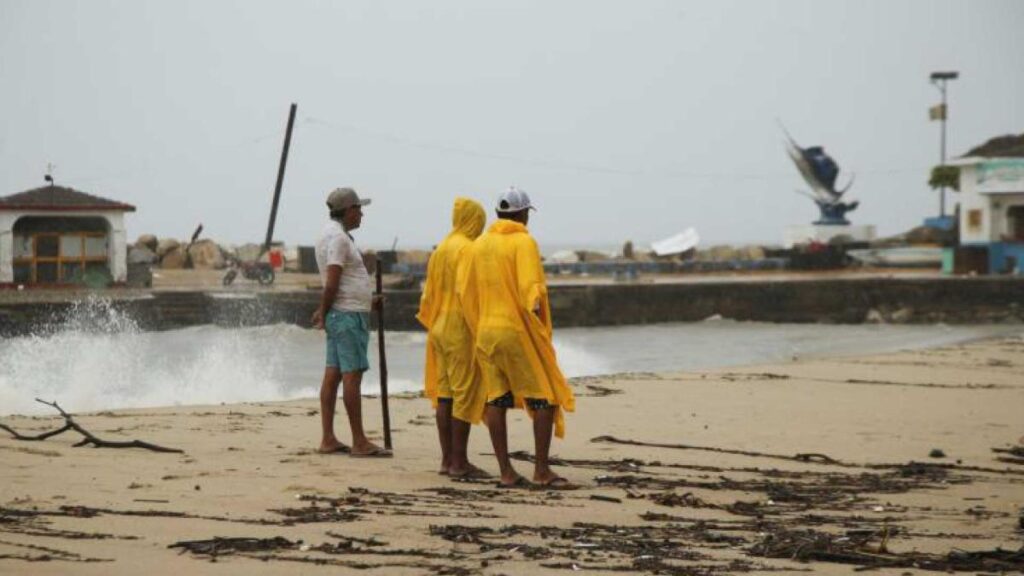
[0,297,432,415]
[1,315,279,416]
[553,339,612,378]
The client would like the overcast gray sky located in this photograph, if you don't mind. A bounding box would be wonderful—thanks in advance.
[2,0,1022,251]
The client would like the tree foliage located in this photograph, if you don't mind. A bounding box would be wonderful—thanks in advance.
[929,165,960,191]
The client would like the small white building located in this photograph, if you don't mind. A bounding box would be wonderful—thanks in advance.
[949,155,1024,274]
[0,185,135,286]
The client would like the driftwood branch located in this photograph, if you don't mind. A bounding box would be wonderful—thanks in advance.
[591,435,846,466]
[0,421,73,441]
[993,446,1024,466]
[591,435,1024,476]
[0,399,183,454]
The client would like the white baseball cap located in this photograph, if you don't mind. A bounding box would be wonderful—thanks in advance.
[496,186,536,213]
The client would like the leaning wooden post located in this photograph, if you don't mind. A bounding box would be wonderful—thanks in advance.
[375,264,393,450]
[263,102,297,256]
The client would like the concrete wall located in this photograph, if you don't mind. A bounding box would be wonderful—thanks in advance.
[107,213,128,282]
[991,193,1024,241]
[959,164,992,244]
[2,277,1022,337]
[0,213,16,283]
[783,224,875,248]
[988,243,1024,275]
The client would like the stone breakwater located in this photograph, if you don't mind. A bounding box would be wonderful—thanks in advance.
[0,277,1022,336]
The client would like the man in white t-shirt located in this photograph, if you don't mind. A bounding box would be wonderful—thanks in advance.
[312,187,391,457]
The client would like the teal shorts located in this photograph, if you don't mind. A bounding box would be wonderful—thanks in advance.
[325,310,370,373]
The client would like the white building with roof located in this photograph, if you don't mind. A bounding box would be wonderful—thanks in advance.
[0,185,136,286]
[947,135,1024,275]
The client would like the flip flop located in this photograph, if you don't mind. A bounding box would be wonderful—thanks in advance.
[536,476,577,491]
[450,466,492,480]
[350,446,393,458]
[317,444,351,455]
[496,475,533,490]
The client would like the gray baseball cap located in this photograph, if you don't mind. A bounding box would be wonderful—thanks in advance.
[326,187,371,211]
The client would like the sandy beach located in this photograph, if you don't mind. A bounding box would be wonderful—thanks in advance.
[2,336,1023,575]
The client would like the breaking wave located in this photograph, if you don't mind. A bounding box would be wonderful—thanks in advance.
[1,303,283,415]
[2,298,1018,416]
[0,298,418,415]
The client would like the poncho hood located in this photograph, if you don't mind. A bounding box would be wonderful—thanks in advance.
[452,197,486,239]
[488,219,527,235]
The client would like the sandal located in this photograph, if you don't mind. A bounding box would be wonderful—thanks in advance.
[350,446,393,458]
[317,444,351,455]
[537,476,577,490]
[496,475,533,490]
[450,466,492,480]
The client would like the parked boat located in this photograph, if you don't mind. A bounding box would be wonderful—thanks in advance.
[651,228,700,257]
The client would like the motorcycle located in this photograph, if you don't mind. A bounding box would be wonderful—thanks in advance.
[222,257,275,286]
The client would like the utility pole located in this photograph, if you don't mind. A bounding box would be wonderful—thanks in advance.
[264,103,298,255]
[930,71,959,219]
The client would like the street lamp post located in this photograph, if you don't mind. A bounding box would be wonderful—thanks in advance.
[930,71,959,219]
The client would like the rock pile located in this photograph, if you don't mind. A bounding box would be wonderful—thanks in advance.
[133,235,231,270]
[187,240,225,269]
[132,235,316,272]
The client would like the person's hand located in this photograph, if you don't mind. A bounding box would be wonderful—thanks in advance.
[372,294,386,311]
[311,308,325,330]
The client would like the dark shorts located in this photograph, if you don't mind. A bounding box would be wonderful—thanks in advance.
[486,391,551,411]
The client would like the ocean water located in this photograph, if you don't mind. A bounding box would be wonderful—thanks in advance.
[1,299,1020,416]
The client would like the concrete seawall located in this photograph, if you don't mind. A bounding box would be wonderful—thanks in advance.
[1,277,1022,336]
[548,277,1024,326]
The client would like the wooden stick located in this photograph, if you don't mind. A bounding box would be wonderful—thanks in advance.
[375,266,392,450]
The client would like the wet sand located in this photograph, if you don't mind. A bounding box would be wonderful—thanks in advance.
[1,337,1023,574]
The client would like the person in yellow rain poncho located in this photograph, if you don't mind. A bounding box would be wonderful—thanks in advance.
[459,187,576,489]
[416,197,489,478]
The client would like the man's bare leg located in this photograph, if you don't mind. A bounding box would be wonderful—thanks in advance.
[531,406,559,484]
[341,370,384,454]
[448,417,476,476]
[485,404,519,485]
[435,401,453,474]
[318,367,347,453]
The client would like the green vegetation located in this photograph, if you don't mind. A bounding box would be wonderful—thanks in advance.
[929,165,960,191]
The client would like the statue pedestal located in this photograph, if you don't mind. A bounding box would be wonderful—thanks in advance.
[784,224,875,248]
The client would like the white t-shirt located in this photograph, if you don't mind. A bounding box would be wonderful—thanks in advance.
[316,220,372,312]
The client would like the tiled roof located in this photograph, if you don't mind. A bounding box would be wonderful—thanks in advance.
[0,185,136,212]
[963,134,1024,159]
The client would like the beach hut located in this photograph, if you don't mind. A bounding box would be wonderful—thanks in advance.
[947,135,1024,275]
[0,185,135,286]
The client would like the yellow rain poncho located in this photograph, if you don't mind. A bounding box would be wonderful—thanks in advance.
[459,219,575,437]
[416,198,486,418]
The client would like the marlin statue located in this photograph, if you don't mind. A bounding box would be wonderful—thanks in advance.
[779,121,858,225]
